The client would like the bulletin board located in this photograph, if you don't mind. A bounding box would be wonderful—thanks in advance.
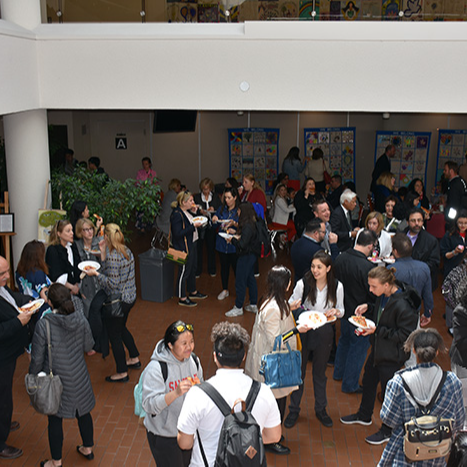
[374,131,431,188]
[304,127,356,183]
[228,128,280,195]
[436,130,467,183]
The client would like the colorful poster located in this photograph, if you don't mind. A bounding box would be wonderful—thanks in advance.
[304,127,356,183]
[198,4,219,22]
[228,128,280,195]
[436,130,467,184]
[374,131,431,188]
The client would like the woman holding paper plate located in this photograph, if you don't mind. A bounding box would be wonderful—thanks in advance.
[245,265,310,456]
[285,250,344,429]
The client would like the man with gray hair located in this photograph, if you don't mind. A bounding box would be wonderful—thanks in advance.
[330,189,360,252]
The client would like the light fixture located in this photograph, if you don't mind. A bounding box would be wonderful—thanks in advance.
[448,208,457,220]
[239,81,250,92]
[382,112,390,120]
[237,111,244,116]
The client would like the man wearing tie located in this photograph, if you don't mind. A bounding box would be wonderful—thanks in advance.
[330,189,360,252]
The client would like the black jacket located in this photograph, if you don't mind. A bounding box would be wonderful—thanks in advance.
[333,248,376,318]
[170,207,196,253]
[446,176,467,216]
[231,222,258,256]
[451,304,467,368]
[330,205,353,252]
[368,281,420,366]
[45,243,81,284]
[0,287,31,367]
[403,228,440,291]
[371,153,390,193]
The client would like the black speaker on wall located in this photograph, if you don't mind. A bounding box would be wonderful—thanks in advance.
[153,110,198,133]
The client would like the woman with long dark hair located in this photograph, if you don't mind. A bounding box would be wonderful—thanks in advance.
[282,146,305,191]
[293,177,321,238]
[212,187,239,301]
[285,251,344,429]
[304,148,330,195]
[378,328,465,466]
[69,200,103,234]
[408,178,430,211]
[225,202,259,317]
[30,284,95,467]
[245,265,310,455]
[142,320,203,467]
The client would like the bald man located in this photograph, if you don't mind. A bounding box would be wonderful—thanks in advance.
[0,256,33,460]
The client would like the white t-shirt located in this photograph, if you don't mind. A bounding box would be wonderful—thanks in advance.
[177,368,281,467]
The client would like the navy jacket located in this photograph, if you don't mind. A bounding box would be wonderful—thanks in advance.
[170,207,196,253]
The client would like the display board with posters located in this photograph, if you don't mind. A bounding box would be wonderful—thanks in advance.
[304,127,356,183]
[228,128,280,195]
[374,131,431,188]
[436,130,467,183]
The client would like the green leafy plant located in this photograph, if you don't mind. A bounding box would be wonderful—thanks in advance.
[51,167,161,235]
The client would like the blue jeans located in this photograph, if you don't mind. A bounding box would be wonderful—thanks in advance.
[235,254,257,308]
[333,318,370,393]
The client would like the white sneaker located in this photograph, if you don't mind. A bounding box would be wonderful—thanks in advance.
[244,304,258,313]
[217,290,230,301]
[225,306,243,317]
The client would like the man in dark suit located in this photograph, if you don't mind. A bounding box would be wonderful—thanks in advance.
[326,175,345,210]
[370,144,395,194]
[0,256,33,460]
[333,230,377,394]
[404,208,440,291]
[444,160,467,223]
[291,219,339,283]
[330,189,359,252]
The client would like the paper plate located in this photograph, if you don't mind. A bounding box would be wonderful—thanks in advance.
[193,216,208,226]
[19,298,45,313]
[325,315,337,324]
[297,311,327,329]
[367,257,383,264]
[78,260,101,272]
[219,232,233,239]
[348,316,376,330]
[382,257,395,264]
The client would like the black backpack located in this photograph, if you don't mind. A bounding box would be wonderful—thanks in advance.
[255,219,271,258]
[197,380,267,467]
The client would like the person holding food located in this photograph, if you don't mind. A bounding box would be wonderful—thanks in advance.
[84,223,140,382]
[170,191,207,308]
[16,240,52,319]
[29,283,95,467]
[284,250,344,429]
[142,320,203,467]
[211,187,239,301]
[355,211,393,259]
[46,220,82,297]
[340,266,420,446]
[75,218,103,319]
[245,265,310,455]
[69,200,103,235]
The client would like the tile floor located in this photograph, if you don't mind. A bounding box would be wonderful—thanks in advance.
[8,231,453,466]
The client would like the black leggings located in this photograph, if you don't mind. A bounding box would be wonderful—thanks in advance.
[146,431,191,467]
[48,411,93,461]
[218,252,237,290]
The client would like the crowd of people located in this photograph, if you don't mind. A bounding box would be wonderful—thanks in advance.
[2,147,467,466]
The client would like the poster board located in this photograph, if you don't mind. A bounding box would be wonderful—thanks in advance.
[436,130,467,183]
[374,131,431,187]
[38,210,67,243]
[304,127,356,183]
[228,128,280,195]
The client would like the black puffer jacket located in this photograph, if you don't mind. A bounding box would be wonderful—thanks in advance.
[368,281,420,366]
[451,304,467,368]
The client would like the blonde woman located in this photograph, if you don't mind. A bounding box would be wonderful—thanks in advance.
[355,211,393,258]
[170,191,206,307]
[240,173,267,214]
[85,223,140,382]
[374,171,398,213]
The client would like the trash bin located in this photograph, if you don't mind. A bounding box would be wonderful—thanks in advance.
[139,248,174,303]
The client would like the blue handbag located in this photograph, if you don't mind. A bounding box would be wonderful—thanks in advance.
[259,335,302,389]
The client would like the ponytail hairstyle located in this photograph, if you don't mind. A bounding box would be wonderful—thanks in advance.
[48,220,72,246]
[259,265,291,320]
[171,190,192,209]
[243,173,265,194]
[104,223,129,260]
[403,328,446,363]
[47,283,75,315]
[368,266,397,286]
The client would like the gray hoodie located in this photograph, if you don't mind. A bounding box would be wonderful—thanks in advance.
[401,363,444,409]
[142,339,203,437]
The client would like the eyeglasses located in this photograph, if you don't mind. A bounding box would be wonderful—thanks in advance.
[82,228,94,233]
[175,323,194,333]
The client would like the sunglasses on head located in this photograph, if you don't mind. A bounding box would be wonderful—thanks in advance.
[175,323,194,333]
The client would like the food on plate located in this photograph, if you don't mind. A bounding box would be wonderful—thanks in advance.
[351,315,368,328]
[326,315,337,323]
[20,301,42,313]
[83,265,96,272]
[187,375,201,385]
[299,311,326,328]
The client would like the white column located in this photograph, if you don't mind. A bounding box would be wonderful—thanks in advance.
[3,110,51,266]
[0,0,41,29]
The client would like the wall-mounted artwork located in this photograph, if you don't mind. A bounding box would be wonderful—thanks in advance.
[436,130,467,183]
[375,131,431,187]
[304,127,356,182]
[228,128,280,195]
